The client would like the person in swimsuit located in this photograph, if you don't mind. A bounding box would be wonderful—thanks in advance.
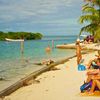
[76,39,82,65]
[88,70,100,94]
[45,45,51,53]
[85,50,100,94]
[86,50,100,69]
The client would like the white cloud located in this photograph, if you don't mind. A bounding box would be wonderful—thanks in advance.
[0,0,82,34]
[29,18,78,25]
[0,0,80,21]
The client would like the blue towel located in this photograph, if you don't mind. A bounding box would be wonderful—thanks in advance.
[78,64,86,71]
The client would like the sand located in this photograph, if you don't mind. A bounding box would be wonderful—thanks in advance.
[4,51,100,100]
[56,43,100,50]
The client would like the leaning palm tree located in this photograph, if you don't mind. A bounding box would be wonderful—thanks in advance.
[79,4,99,34]
[79,0,100,42]
[85,0,100,6]
[94,28,100,42]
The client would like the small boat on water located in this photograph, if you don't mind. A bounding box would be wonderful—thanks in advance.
[5,38,24,42]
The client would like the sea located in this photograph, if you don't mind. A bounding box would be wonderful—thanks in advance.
[0,35,78,91]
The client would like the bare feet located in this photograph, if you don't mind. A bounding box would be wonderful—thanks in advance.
[88,91,94,95]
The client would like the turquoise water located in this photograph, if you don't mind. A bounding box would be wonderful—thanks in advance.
[0,35,77,90]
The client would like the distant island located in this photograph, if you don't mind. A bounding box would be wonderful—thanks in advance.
[0,31,43,41]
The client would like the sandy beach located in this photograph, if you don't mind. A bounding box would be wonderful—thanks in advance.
[3,50,100,100]
[0,0,100,99]
[56,43,100,50]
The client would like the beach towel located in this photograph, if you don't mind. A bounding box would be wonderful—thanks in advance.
[78,64,86,71]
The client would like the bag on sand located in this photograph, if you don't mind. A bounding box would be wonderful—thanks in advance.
[80,81,92,93]
[80,81,99,93]
[78,64,86,71]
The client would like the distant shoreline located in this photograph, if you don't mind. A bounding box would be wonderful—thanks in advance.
[0,32,43,41]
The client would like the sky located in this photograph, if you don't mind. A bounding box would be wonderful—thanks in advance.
[0,0,84,36]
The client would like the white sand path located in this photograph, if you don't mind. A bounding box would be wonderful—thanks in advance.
[4,51,100,100]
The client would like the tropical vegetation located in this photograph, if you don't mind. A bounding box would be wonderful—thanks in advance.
[79,0,100,42]
[0,31,43,41]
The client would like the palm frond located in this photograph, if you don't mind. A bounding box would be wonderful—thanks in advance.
[82,6,97,14]
[82,3,89,8]
[94,28,100,42]
[79,0,100,42]
[84,0,100,6]
[79,23,98,35]
[79,15,98,24]
[93,0,100,6]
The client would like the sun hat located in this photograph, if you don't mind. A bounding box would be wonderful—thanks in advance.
[76,38,80,42]
[76,38,80,45]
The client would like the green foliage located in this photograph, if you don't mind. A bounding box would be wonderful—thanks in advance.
[79,14,98,24]
[94,28,100,42]
[82,4,97,14]
[79,0,100,42]
[0,31,43,41]
[85,0,100,7]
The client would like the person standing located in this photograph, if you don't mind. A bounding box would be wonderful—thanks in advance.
[76,39,82,65]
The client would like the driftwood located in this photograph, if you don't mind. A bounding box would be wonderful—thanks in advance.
[0,55,76,97]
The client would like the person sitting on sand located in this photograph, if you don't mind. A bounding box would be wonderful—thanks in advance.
[86,68,100,83]
[86,50,100,69]
[34,59,54,66]
[80,67,100,93]
[42,59,54,66]
[88,73,100,94]
[82,51,100,94]
[84,35,94,44]
[76,39,82,65]
[82,68,100,94]
[85,50,100,83]
[80,50,100,93]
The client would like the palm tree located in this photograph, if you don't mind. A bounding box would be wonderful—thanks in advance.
[85,0,100,5]
[79,0,100,42]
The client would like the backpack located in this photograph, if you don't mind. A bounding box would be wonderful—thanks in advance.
[80,81,92,93]
[78,64,86,71]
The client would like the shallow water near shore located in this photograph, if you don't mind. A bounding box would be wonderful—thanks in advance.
[0,35,77,91]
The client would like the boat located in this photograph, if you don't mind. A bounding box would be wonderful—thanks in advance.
[5,38,24,42]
